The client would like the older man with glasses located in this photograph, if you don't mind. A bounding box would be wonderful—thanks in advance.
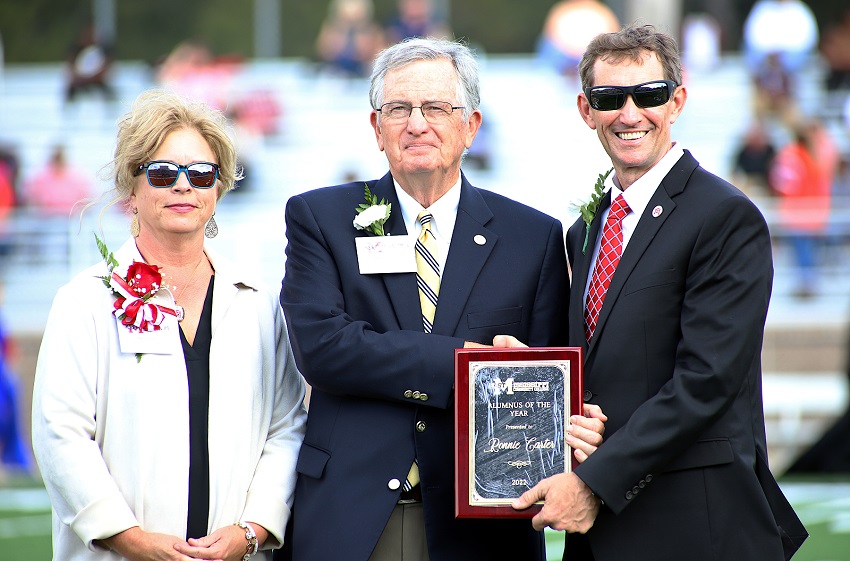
[511,23,808,561]
[278,37,606,561]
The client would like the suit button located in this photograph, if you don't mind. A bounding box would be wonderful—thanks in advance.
[404,390,413,398]
[412,391,421,399]
[638,480,646,489]
[416,421,427,432]
[625,490,634,500]
[419,393,428,401]
[583,390,593,402]
[632,486,640,495]
[645,474,653,483]
[388,478,401,490]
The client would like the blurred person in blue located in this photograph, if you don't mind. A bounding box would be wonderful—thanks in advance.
[511,23,807,561]
[315,0,385,78]
[743,0,818,129]
[537,0,619,80]
[385,0,451,44]
[32,89,307,561]
[0,286,29,475]
[277,37,606,561]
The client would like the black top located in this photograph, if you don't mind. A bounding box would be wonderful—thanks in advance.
[182,275,214,540]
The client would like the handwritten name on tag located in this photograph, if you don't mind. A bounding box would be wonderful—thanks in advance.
[356,235,417,274]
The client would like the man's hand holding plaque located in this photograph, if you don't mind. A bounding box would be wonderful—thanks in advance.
[512,472,601,532]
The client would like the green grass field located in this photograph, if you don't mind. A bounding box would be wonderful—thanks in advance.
[1,476,847,561]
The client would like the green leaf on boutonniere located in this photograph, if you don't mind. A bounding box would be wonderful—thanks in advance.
[571,168,613,254]
[95,233,119,287]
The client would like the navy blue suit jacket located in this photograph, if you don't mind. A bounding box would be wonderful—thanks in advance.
[279,172,569,561]
[567,151,807,561]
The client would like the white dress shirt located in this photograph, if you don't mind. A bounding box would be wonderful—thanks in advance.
[584,143,685,301]
[394,176,462,276]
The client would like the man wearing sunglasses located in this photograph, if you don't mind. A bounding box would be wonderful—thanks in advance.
[512,23,807,561]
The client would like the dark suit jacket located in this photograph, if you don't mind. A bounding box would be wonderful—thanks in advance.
[279,172,569,561]
[567,151,807,561]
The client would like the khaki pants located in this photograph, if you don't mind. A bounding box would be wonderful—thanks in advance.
[368,502,430,561]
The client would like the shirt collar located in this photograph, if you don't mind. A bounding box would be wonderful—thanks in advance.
[610,142,684,217]
[394,176,462,240]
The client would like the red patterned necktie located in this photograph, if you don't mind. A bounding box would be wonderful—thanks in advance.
[585,196,631,343]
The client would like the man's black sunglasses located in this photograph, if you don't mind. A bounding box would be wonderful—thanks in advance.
[584,80,679,111]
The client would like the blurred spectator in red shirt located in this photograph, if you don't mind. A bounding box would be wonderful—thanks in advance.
[770,122,834,298]
[24,145,92,216]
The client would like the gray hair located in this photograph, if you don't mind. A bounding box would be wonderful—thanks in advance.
[369,37,480,121]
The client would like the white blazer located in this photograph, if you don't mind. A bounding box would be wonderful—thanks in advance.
[32,238,307,560]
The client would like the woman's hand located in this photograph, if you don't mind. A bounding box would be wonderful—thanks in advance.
[98,527,190,561]
[173,522,268,561]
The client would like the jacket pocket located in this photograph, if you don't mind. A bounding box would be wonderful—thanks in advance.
[662,438,734,473]
[296,443,331,479]
[467,306,523,329]
[624,269,681,295]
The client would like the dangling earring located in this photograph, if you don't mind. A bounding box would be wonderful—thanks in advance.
[204,213,218,238]
[130,208,140,237]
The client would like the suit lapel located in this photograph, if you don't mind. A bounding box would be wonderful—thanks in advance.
[571,192,611,351]
[208,253,239,336]
[587,153,698,356]
[432,178,495,336]
[371,174,423,332]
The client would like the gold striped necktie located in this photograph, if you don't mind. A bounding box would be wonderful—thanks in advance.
[405,211,441,490]
[416,212,441,334]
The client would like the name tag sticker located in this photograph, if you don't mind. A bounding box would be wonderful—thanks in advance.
[356,235,417,274]
[116,315,182,355]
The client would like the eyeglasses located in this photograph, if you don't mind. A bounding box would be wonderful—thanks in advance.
[584,80,679,111]
[377,101,465,123]
[134,160,220,189]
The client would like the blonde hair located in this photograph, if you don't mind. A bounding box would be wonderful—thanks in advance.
[106,89,242,210]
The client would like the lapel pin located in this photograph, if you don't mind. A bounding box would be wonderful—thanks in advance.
[473,234,486,246]
[652,205,663,218]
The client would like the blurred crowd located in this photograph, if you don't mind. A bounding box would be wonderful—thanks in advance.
[729,0,850,299]
[315,0,450,78]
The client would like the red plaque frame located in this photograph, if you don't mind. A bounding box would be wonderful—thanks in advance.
[454,347,583,519]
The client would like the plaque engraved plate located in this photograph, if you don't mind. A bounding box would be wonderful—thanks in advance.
[455,348,582,518]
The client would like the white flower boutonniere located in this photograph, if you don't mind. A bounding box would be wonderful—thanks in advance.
[353,183,391,236]
[572,168,613,254]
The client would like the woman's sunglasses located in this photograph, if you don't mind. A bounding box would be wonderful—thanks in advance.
[135,160,220,189]
[584,80,679,111]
